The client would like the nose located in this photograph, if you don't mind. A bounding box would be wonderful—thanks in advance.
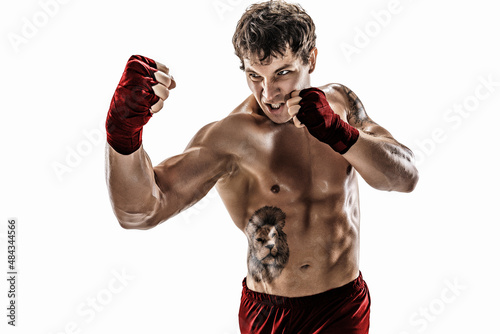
[262,80,280,102]
[265,244,275,250]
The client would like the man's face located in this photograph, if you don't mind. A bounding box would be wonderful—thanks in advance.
[243,48,316,124]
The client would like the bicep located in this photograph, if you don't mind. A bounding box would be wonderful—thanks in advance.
[341,85,395,139]
[340,84,415,160]
[151,125,234,221]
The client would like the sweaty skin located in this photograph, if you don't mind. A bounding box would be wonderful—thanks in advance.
[214,86,366,296]
[105,49,418,298]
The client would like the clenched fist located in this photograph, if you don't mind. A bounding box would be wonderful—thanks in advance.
[106,55,176,155]
[287,87,359,154]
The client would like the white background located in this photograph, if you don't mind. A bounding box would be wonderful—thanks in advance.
[1,0,499,333]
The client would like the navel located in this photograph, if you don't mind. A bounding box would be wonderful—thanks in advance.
[271,184,280,194]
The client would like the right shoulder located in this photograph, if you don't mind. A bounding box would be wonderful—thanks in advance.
[187,104,265,153]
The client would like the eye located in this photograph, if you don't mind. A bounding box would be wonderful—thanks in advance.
[270,233,276,238]
[277,70,290,76]
[248,73,262,81]
[256,238,264,243]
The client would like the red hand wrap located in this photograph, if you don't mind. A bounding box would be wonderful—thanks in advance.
[106,55,159,155]
[297,88,359,154]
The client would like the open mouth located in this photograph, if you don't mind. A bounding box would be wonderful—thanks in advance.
[261,254,276,263]
[265,102,284,113]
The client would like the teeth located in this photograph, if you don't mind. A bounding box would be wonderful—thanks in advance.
[271,104,281,109]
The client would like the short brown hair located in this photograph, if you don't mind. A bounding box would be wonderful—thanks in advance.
[232,0,316,70]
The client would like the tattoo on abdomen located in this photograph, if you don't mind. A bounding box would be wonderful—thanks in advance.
[245,206,289,283]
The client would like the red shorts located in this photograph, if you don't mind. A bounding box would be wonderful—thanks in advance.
[239,272,370,334]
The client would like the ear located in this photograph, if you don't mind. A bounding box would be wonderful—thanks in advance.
[308,48,318,74]
[277,219,286,230]
[245,221,256,235]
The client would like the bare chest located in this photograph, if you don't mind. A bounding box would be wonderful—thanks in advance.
[216,121,354,229]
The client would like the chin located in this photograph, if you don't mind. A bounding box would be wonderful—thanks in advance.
[269,114,292,124]
[260,103,292,124]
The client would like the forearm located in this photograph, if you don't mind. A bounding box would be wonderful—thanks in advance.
[105,143,162,229]
[290,85,419,192]
[343,132,419,192]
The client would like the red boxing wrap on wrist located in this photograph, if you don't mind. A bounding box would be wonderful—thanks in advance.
[298,88,359,154]
[106,55,159,155]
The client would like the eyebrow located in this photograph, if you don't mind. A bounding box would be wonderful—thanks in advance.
[245,64,294,74]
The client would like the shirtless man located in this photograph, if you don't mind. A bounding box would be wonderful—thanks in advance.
[105,1,418,333]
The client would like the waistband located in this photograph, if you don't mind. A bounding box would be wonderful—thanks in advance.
[242,271,365,308]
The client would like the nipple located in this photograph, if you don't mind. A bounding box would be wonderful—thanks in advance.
[271,184,280,194]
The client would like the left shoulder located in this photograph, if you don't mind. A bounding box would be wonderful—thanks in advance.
[319,83,348,98]
[319,83,391,136]
[320,83,372,128]
[319,83,359,112]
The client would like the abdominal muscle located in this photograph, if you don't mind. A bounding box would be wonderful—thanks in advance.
[215,106,362,297]
[244,199,361,297]
[216,151,362,297]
